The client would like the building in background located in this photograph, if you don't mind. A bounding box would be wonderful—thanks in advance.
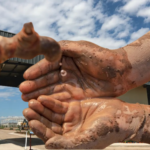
[2,122,17,128]
[0,116,24,127]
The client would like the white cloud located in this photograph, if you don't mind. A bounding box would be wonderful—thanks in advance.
[100,15,130,31]
[120,0,150,14]
[0,86,7,90]
[0,0,149,50]
[0,86,20,101]
[0,0,127,49]
[96,14,132,48]
[129,28,150,43]
[117,0,150,23]
[137,7,150,22]
[107,0,122,3]
[117,29,129,38]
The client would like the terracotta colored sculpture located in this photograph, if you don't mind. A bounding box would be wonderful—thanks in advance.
[1,22,150,148]
[0,22,61,63]
[23,97,150,149]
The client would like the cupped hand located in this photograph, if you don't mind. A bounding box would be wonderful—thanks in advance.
[20,40,133,101]
[23,95,143,149]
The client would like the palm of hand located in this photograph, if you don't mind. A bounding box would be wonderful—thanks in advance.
[57,55,117,100]
[23,97,124,149]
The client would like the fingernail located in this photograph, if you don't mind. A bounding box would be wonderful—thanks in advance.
[24,109,28,114]
[29,101,34,104]
[23,109,28,118]
[38,96,44,101]
[24,22,33,35]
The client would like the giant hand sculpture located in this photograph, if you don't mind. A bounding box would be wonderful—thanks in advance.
[20,29,150,149]
[23,95,150,149]
[1,22,150,149]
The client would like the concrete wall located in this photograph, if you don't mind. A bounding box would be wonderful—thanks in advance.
[118,86,148,105]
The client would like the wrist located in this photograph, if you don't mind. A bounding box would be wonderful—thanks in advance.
[125,103,145,142]
[116,103,145,142]
[135,104,150,143]
[123,31,150,87]
[0,36,12,63]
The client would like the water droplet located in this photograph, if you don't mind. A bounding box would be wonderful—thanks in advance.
[60,70,67,76]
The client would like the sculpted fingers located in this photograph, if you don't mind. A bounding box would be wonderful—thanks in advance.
[21,83,74,102]
[23,108,62,134]
[23,59,59,80]
[28,100,64,124]
[20,70,60,94]
[50,92,72,101]
[15,22,61,61]
[0,22,39,63]
[38,95,68,114]
[21,84,56,101]
[28,120,56,143]
[39,36,62,62]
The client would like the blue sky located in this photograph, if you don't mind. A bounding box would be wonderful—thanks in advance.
[0,86,28,118]
[0,0,150,117]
